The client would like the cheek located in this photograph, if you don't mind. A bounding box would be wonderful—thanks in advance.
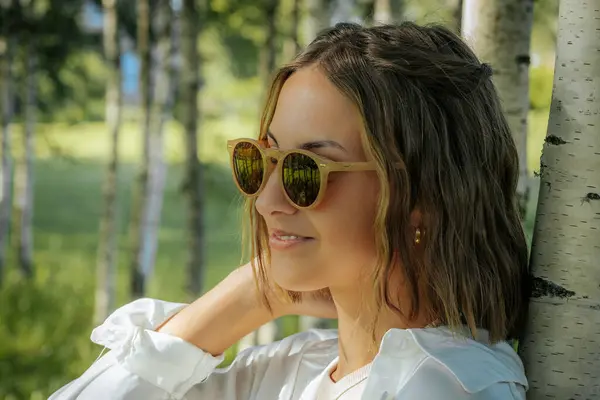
[268,174,381,293]
[316,174,380,277]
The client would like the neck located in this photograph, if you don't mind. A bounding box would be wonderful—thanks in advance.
[329,283,431,382]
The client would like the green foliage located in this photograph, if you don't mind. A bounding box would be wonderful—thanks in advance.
[529,65,554,111]
[532,0,559,52]
[1,0,97,122]
[0,274,97,399]
[37,50,107,122]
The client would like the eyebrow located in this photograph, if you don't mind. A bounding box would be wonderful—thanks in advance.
[267,130,347,152]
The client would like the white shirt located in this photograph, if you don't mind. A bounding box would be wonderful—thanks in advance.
[308,357,371,399]
[49,298,528,400]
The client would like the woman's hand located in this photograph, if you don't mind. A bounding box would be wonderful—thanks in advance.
[158,261,337,356]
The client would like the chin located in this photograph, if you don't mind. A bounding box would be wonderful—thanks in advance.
[270,254,327,292]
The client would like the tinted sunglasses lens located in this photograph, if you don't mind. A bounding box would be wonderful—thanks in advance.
[282,153,321,207]
[232,142,264,195]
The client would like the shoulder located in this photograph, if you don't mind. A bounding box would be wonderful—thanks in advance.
[399,357,526,399]
[377,327,527,399]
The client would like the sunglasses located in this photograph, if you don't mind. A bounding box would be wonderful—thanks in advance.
[227,138,377,209]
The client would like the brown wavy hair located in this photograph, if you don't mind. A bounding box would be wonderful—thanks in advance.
[244,22,530,345]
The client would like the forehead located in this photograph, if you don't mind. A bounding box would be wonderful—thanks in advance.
[269,66,365,154]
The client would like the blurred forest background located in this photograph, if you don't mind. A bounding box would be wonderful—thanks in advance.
[0,0,561,398]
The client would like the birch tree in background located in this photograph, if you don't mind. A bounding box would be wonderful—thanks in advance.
[303,0,329,45]
[14,0,37,279]
[95,0,122,325]
[519,0,600,397]
[181,0,205,298]
[137,0,178,289]
[373,0,391,24]
[0,3,13,286]
[462,0,534,219]
[129,0,152,299]
[372,0,403,24]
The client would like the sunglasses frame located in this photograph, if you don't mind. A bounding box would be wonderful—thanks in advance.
[227,138,377,209]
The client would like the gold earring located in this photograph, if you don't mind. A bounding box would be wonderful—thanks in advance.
[415,228,422,244]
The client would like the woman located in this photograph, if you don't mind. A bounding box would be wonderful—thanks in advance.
[50,22,530,399]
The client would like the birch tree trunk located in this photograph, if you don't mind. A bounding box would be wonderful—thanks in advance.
[374,0,403,24]
[462,0,533,219]
[373,0,391,24]
[95,0,122,325]
[0,24,13,286]
[130,0,152,298]
[261,0,279,82]
[303,0,329,45]
[14,34,35,278]
[370,0,404,25]
[138,0,177,285]
[519,1,600,398]
[181,0,205,298]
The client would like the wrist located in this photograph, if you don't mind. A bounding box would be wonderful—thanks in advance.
[157,263,275,355]
[231,262,288,318]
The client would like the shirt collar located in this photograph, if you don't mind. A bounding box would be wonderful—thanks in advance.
[369,326,528,394]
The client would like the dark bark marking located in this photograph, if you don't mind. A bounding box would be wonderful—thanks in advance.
[545,135,568,145]
[516,54,531,65]
[581,192,600,204]
[531,277,575,299]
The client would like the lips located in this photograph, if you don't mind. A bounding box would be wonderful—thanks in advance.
[270,229,313,240]
[269,229,314,250]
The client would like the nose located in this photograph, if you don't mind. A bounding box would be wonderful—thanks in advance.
[255,165,297,217]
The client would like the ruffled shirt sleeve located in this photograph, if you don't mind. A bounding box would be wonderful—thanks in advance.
[48,298,284,400]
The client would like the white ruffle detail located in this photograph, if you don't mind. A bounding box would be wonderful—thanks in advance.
[90,298,225,398]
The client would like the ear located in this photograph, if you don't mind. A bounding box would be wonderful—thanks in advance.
[410,207,423,228]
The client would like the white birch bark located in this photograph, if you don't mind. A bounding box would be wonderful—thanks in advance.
[519,1,600,397]
[373,0,392,24]
[139,0,177,281]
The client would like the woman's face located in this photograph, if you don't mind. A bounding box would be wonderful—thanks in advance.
[255,66,380,292]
